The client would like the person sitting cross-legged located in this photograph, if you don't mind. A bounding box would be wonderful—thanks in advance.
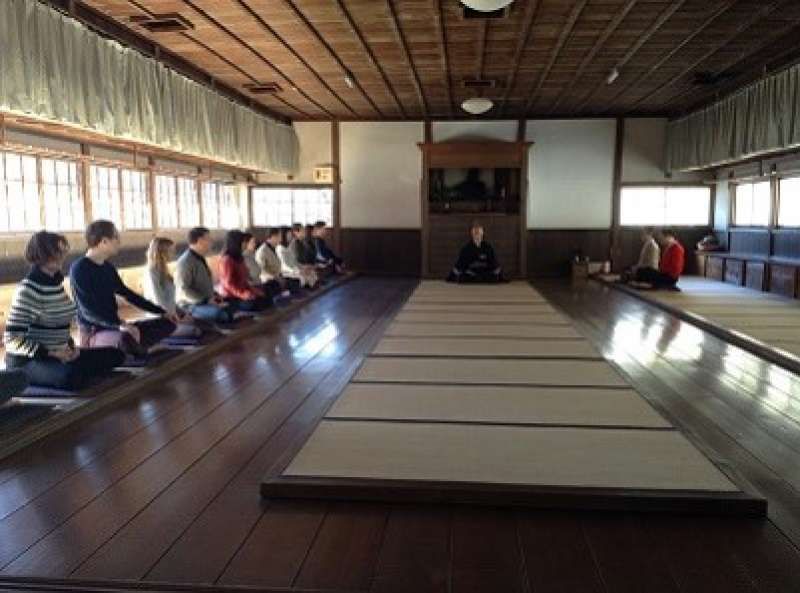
[631,228,685,290]
[143,237,203,338]
[70,221,178,359]
[255,227,298,295]
[0,369,29,404]
[175,227,237,324]
[5,231,124,389]
[218,230,273,312]
[279,225,318,289]
[447,221,506,283]
[312,221,344,274]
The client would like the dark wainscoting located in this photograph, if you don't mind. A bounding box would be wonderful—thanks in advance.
[526,230,610,278]
[340,228,421,277]
[772,229,800,259]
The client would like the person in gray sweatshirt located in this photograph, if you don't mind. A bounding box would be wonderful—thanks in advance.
[174,227,236,324]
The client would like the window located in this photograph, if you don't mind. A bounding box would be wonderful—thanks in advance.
[0,152,41,232]
[620,186,711,227]
[251,187,333,227]
[201,182,220,228]
[220,184,245,229]
[89,165,122,227]
[121,170,151,229]
[156,175,179,228]
[734,181,771,226]
[42,158,84,232]
[778,177,800,227]
[177,177,199,228]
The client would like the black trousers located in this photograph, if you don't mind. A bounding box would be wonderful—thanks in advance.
[447,268,504,284]
[6,348,125,390]
[635,267,677,288]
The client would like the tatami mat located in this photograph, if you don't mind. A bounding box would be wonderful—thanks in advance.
[410,295,546,304]
[402,303,559,314]
[385,322,582,339]
[327,384,672,428]
[283,421,737,492]
[393,312,566,325]
[354,357,628,387]
[372,337,599,358]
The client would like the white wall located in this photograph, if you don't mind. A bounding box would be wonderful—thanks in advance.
[256,121,332,184]
[340,121,423,228]
[432,121,518,143]
[713,179,730,232]
[526,119,617,229]
[622,118,707,183]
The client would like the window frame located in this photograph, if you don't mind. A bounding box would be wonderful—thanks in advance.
[731,178,773,228]
[776,175,800,229]
[618,183,713,228]
[250,184,335,229]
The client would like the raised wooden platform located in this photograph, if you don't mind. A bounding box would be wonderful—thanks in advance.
[0,278,798,592]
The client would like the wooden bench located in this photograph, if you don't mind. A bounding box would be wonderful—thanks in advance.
[699,252,800,298]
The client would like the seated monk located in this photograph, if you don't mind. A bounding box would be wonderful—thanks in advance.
[631,228,685,290]
[447,221,506,283]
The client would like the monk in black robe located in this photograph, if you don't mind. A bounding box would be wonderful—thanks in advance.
[447,222,505,283]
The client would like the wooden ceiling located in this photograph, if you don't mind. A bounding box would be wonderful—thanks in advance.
[72,0,800,121]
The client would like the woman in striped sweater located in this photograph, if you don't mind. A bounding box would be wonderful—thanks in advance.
[3,232,124,389]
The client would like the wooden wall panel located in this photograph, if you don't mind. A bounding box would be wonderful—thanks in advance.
[526,230,610,278]
[729,229,770,256]
[769,264,797,298]
[340,229,421,277]
[707,256,725,281]
[724,259,745,286]
[746,261,766,291]
[772,230,800,260]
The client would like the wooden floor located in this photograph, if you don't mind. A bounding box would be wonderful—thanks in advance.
[0,277,799,592]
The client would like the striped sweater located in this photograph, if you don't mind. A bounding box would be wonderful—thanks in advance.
[3,266,76,360]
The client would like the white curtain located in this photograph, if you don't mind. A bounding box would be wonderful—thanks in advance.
[0,0,299,174]
[666,63,800,172]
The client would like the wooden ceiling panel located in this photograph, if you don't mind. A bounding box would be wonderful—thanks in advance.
[69,0,800,119]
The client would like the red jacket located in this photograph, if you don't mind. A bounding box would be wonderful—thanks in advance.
[219,255,263,300]
[659,240,685,280]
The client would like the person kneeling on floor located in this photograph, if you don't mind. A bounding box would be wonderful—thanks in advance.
[631,228,685,290]
[447,221,506,283]
[70,220,178,359]
[5,231,124,389]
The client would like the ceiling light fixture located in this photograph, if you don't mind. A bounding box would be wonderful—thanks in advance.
[461,97,494,115]
[460,0,514,11]
[606,67,620,85]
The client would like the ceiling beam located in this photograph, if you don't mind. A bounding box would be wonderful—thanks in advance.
[432,0,454,117]
[498,0,540,117]
[276,0,382,119]
[599,0,734,115]
[384,0,428,117]
[235,0,366,119]
[176,0,335,118]
[332,0,406,118]
[546,0,638,115]
[626,0,786,111]
[673,13,800,114]
[571,0,686,114]
[522,0,588,116]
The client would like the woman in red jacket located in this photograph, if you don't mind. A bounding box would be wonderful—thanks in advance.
[633,228,685,289]
[218,230,273,311]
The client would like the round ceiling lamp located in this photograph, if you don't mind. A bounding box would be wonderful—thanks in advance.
[461,97,494,115]
[460,0,514,12]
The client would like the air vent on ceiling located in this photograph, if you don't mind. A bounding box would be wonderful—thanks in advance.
[462,79,498,89]
[243,82,283,94]
[462,6,509,19]
[692,71,739,86]
[130,13,194,33]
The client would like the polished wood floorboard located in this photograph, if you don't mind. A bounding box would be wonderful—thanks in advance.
[0,277,798,592]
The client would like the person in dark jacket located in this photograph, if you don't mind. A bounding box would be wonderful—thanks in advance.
[447,221,505,283]
[70,220,177,357]
[312,221,343,273]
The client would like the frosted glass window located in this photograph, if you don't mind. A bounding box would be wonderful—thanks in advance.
[620,186,711,226]
[734,181,771,226]
[778,177,800,226]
